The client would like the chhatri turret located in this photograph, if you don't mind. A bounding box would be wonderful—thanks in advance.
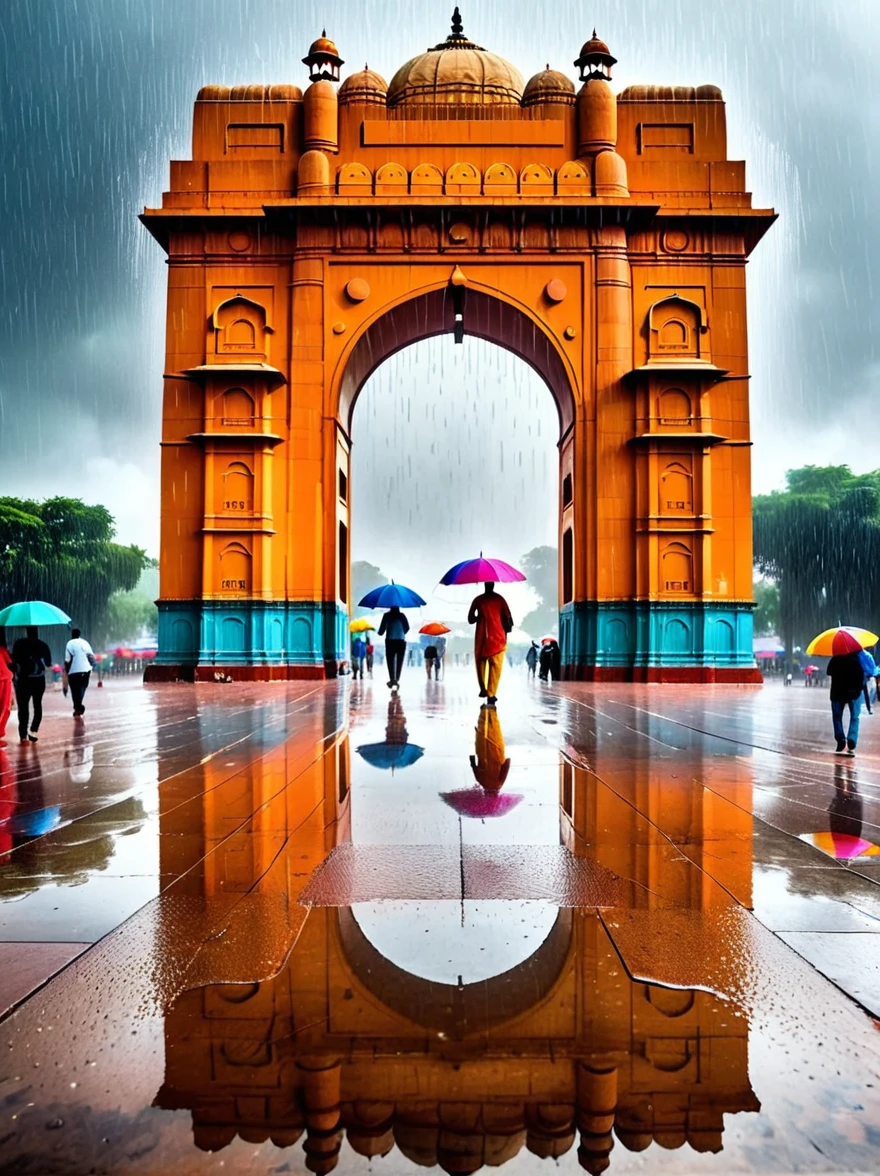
[299,30,343,192]
[575,30,629,197]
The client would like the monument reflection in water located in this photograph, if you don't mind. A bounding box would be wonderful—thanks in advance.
[154,701,758,1173]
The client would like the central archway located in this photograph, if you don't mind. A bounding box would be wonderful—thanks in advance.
[336,285,578,437]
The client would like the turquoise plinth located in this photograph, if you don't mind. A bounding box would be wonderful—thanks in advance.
[559,601,756,676]
[156,600,348,671]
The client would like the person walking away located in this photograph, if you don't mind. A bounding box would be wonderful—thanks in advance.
[526,641,539,678]
[433,634,446,679]
[64,628,96,718]
[350,635,367,680]
[0,629,13,747]
[468,582,513,705]
[365,640,374,678]
[11,627,51,743]
[826,649,865,756]
[857,647,878,714]
[424,643,438,679]
[378,606,409,690]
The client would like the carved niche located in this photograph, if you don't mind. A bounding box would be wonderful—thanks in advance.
[660,460,694,514]
[218,541,252,594]
[212,296,272,359]
[219,460,255,514]
[647,295,706,362]
[661,540,693,593]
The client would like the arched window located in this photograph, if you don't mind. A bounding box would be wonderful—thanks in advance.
[221,388,255,426]
[221,461,254,512]
[218,541,251,593]
[661,541,692,592]
[661,461,693,513]
[212,295,271,357]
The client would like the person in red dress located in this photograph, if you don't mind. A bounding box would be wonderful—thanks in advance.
[467,582,513,705]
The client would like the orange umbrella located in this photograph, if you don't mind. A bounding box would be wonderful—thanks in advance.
[419,621,451,636]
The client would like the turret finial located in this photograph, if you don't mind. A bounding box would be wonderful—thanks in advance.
[451,7,464,38]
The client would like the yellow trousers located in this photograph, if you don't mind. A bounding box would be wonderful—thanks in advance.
[476,651,505,698]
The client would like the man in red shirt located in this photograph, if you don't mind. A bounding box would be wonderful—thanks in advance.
[468,582,513,705]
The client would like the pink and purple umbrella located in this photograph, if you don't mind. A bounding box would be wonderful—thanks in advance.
[440,554,526,586]
[440,788,524,819]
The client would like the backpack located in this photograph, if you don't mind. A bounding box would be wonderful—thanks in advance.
[424,645,437,659]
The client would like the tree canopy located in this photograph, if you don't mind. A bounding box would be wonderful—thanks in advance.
[0,496,147,638]
[520,545,558,638]
[752,465,880,659]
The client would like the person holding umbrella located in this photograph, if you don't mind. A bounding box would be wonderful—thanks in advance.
[0,629,13,747]
[807,626,879,756]
[358,582,426,692]
[11,627,52,744]
[441,555,523,705]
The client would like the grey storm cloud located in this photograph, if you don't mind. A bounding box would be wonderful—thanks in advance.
[0,0,877,557]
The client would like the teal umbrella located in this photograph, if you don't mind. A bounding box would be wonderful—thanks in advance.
[0,601,71,627]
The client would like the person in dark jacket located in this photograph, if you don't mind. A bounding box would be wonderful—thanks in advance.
[826,650,865,756]
[11,627,52,744]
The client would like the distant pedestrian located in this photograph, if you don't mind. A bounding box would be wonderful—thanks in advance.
[539,639,561,682]
[350,635,366,680]
[858,648,878,713]
[11,627,52,743]
[0,629,13,747]
[826,649,865,756]
[365,640,374,677]
[526,641,539,678]
[433,635,446,678]
[785,672,793,686]
[64,629,96,718]
[378,606,409,690]
[468,582,513,705]
[424,642,439,679]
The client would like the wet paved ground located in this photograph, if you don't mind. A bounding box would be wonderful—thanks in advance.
[0,671,879,1174]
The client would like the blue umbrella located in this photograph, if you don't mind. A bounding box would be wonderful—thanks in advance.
[358,582,426,609]
[357,742,425,771]
[0,601,71,627]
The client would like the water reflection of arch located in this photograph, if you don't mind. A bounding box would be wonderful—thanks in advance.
[335,904,574,1037]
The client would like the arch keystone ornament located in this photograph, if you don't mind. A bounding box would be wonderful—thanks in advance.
[142,15,775,682]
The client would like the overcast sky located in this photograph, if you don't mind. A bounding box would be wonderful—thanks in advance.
[1,0,877,587]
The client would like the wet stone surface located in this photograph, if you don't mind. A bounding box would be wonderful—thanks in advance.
[0,672,879,1173]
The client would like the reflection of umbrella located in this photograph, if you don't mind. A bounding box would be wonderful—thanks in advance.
[799,831,880,860]
[350,617,377,633]
[440,554,526,585]
[11,806,62,838]
[419,622,451,635]
[441,789,523,818]
[806,626,879,656]
[0,601,71,627]
[358,582,426,609]
[357,742,425,771]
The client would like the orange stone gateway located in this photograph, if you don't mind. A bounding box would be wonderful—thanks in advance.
[142,10,774,682]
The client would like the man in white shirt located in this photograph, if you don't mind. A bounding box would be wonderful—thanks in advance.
[64,628,96,718]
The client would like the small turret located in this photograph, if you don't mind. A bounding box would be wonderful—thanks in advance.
[574,31,628,196]
[302,30,341,168]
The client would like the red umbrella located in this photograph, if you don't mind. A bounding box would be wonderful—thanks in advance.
[419,621,451,636]
[541,636,558,645]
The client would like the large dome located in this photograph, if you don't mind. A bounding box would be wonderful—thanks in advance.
[387,9,523,109]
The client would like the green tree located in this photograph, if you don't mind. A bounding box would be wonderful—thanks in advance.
[752,465,880,667]
[520,545,558,638]
[752,578,780,636]
[351,560,388,615]
[0,496,148,641]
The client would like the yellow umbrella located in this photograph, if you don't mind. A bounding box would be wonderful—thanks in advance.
[805,626,879,657]
[350,617,378,633]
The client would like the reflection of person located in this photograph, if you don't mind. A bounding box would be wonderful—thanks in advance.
[11,627,52,744]
[378,606,409,690]
[468,582,513,705]
[827,650,865,756]
[469,705,511,790]
[828,761,862,838]
[385,694,407,744]
[0,628,14,747]
[64,628,96,718]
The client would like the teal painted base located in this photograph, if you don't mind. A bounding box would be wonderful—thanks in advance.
[560,601,759,682]
[155,600,349,675]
